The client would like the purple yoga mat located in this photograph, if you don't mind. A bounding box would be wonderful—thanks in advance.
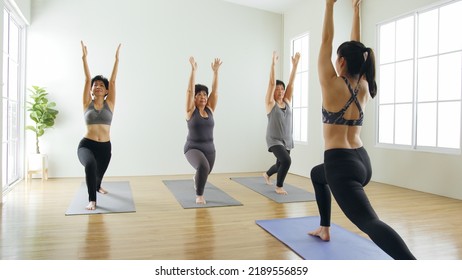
[256,216,392,260]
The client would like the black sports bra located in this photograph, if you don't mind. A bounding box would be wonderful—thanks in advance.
[322,76,363,126]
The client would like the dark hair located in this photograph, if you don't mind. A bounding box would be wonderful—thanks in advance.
[337,41,377,98]
[91,75,109,90]
[276,80,286,90]
[195,84,209,96]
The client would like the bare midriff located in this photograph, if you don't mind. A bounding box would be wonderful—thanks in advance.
[84,124,111,142]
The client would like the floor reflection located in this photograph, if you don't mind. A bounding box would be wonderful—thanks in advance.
[79,215,110,259]
[184,208,215,259]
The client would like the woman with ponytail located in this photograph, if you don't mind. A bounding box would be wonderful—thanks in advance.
[308,0,415,259]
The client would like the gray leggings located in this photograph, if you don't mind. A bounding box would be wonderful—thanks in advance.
[185,149,216,196]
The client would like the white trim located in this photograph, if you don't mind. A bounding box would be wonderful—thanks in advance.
[376,0,462,154]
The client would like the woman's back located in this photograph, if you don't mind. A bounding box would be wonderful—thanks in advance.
[322,76,369,150]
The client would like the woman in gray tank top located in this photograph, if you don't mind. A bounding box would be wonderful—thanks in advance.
[184,56,222,204]
[263,51,300,195]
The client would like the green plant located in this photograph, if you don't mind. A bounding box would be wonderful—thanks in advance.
[26,86,59,154]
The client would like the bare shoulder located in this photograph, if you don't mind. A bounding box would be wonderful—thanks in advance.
[322,76,347,100]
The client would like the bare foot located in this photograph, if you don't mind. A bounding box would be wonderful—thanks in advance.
[308,226,330,241]
[86,201,96,210]
[196,196,206,204]
[98,188,108,194]
[275,187,288,195]
[263,172,272,185]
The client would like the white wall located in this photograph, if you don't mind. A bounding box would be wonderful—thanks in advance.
[26,0,283,177]
[284,0,462,200]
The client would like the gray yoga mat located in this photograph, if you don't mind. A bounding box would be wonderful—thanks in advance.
[65,181,136,215]
[162,179,243,208]
[230,176,316,203]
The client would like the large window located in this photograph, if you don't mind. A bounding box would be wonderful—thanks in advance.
[291,33,309,143]
[377,0,462,152]
[2,6,25,193]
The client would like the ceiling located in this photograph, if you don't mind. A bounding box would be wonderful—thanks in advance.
[221,0,302,14]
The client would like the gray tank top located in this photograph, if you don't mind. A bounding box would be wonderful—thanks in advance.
[184,107,215,155]
[266,101,293,151]
[84,101,113,125]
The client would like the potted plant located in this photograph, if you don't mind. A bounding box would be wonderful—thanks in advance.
[25,86,59,180]
[26,86,59,153]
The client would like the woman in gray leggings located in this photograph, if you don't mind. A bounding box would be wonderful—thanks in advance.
[184,56,222,204]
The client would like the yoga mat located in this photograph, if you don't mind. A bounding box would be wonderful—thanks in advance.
[162,179,243,208]
[230,176,316,203]
[256,216,392,260]
[65,181,136,215]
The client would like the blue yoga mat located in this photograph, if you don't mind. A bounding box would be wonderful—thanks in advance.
[256,216,392,260]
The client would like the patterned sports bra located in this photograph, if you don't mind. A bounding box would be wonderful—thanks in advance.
[322,76,363,126]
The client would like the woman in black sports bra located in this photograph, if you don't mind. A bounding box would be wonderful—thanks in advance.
[77,41,120,211]
[308,0,415,259]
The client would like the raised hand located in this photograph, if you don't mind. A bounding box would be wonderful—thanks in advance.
[353,0,362,8]
[292,52,301,66]
[211,58,222,72]
[189,56,197,71]
[115,43,121,60]
[272,51,279,65]
[81,41,88,58]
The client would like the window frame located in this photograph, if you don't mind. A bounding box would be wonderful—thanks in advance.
[290,32,310,144]
[375,0,462,155]
[2,4,26,194]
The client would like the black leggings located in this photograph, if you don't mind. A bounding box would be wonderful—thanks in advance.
[310,147,415,260]
[185,149,216,196]
[266,145,291,188]
[77,138,112,202]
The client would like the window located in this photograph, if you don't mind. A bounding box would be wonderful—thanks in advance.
[377,0,462,152]
[2,6,25,193]
[291,33,309,143]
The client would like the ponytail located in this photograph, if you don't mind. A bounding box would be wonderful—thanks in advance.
[338,42,378,99]
[359,47,377,98]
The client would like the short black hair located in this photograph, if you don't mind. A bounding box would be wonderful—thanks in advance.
[195,84,209,96]
[91,75,109,90]
[276,80,285,90]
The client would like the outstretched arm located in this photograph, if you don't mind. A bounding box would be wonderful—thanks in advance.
[186,57,197,120]
[351,0,362,41]
[283,52,301,103]
[265,51,278,114]
[207,58,222,112]
[81,41,92,110]
[318,0,338,88]
[106,43,121,111]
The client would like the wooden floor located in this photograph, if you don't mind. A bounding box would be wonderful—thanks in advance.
[1,172,462,260]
